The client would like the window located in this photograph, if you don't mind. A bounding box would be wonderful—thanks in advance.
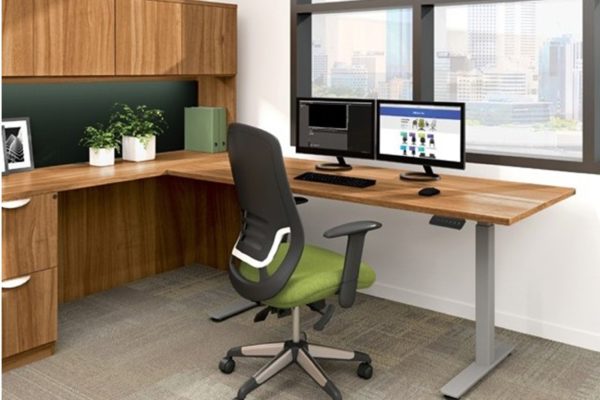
[293,0,599,172]
[311,9,413,100]
[434,0,583,161]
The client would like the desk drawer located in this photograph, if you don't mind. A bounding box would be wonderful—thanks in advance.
[2,193,58,280]
[2,268,58,358]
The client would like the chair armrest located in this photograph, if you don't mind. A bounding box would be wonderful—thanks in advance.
[323,220,382,308]
[323,221,382,239]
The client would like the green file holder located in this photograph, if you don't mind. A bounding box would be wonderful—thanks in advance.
[185,107,227,153]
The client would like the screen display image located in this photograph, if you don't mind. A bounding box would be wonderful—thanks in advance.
[296,98,375,159]
[308,103,347,130]
[379,103,463,164]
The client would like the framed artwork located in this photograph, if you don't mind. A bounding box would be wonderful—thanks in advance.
[1,117,34,173]
[0,127,8,175]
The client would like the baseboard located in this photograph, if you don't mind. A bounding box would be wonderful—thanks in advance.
[362,282,600,353]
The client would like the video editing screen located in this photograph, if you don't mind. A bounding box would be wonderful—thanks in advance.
[378,103,463,163]
[297,99,374,158]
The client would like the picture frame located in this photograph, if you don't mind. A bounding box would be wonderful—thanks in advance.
[0,127,8,175]
[1,117,35,173]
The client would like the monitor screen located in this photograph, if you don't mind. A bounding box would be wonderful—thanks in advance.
[296,98,375,159]
[308,103,347,130]
[377,101,465,169]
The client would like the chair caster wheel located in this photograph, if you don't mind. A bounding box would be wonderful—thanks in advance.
[219,357,236,374]
[357,362,373,380]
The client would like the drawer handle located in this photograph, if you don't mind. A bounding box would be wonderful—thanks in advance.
[2,199,32,209]
[2,276,31,289]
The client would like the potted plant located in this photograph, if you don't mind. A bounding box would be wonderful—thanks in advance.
[110,103,167,162]
[80,124,120,167]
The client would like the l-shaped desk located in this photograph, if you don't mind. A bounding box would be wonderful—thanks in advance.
[2,151,575,398]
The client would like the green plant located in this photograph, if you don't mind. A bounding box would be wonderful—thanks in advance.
[109,103,167,148]
[80,123,120,151]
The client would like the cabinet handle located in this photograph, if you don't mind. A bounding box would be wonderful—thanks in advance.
[2,276,31,289]
[2,199,32,209]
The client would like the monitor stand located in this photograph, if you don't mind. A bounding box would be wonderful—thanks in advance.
[316,156,352,172]
[400,165,440,182]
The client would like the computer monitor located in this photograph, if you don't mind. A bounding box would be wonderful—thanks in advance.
[296,98,375,171]
[377,100,465,181]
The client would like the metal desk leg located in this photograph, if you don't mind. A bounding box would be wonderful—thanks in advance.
[441,223,514,399]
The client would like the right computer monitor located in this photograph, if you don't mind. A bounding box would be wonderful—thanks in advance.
[377,100,465,181]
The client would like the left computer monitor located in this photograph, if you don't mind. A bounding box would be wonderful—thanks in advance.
[296,98,375,171]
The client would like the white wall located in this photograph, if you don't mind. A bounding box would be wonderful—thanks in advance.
[228,0,600,352]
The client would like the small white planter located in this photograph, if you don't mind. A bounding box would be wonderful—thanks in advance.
[89,148,115,167]
[122,136,156,162]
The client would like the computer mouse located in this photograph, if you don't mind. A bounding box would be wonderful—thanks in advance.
[418,187,440,197]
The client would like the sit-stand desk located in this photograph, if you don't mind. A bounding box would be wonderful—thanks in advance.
[2,151,575,398]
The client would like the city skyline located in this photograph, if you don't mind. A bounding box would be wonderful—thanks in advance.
[311,0,584,159]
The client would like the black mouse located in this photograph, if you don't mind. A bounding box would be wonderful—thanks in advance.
[418,187,440,197]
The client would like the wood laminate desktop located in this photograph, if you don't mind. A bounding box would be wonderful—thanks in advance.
[3,151,574,225]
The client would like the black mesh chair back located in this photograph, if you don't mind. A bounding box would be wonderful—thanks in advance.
[227,123,305,301]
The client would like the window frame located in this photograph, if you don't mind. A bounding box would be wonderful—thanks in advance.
[291,0,600,174]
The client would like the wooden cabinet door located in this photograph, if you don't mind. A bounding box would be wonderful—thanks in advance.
[182,4,236,75]
[2,193,58,281]
[2,0,35,76]
[33,0,115,76]
[116,0,183,75]
[2,268,58,358]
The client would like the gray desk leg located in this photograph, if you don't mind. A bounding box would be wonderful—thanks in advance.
[441,223,514,399]
[209,298,260,322]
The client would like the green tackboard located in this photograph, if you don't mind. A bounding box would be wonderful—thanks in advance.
[2,81,197,167]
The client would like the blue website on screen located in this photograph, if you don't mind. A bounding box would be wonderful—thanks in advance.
[379,103,462,162]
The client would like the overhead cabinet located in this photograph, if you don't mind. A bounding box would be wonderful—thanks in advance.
[116,0,183,75]
[181,3,237,75]
[33,0,116,76]
[2,0,115,76]
[2,0,237,77]
[116,0,237,76]
[2,0,35,76]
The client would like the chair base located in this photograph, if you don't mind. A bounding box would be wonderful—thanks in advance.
[219,307,372,400]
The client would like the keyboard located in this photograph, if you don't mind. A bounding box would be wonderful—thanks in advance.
[294,172,376,188]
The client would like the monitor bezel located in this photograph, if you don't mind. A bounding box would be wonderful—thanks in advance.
[296,97,376,160]
[376,100,466,170]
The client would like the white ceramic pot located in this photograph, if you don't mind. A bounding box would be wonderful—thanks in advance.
[122,136,156,162]
[89,148,115,167]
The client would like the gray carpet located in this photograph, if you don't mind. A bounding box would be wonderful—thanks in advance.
[3,265,600,400]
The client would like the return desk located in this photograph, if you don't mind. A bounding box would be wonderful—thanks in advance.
[2,151,575,398]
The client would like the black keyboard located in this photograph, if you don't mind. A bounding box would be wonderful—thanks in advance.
[294,172,376,188]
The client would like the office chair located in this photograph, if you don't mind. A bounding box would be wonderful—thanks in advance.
[219,123,382,400]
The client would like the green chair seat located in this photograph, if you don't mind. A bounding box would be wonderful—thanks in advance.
[240,243,376,309]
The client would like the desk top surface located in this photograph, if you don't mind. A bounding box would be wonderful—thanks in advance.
[2,151,575,226]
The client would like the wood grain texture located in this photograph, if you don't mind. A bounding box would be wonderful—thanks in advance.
[197,76,237,124]
[2,193,58,280]
[116,0,183,75]
[195,181,240,270]
[182,4,236,75]
[2,0,34,76]
[33,0,115,76]
[58,176,238,302]
[2,151,576,226]
[59,178,187,302]
[2,342,54,372]
[2,268,58,358]
[1,152,203,201]
[167,153,577,226]
[136,0,236,7]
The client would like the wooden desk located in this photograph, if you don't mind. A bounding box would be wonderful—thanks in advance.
[4,151,574,224]
[2,151,575,396]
